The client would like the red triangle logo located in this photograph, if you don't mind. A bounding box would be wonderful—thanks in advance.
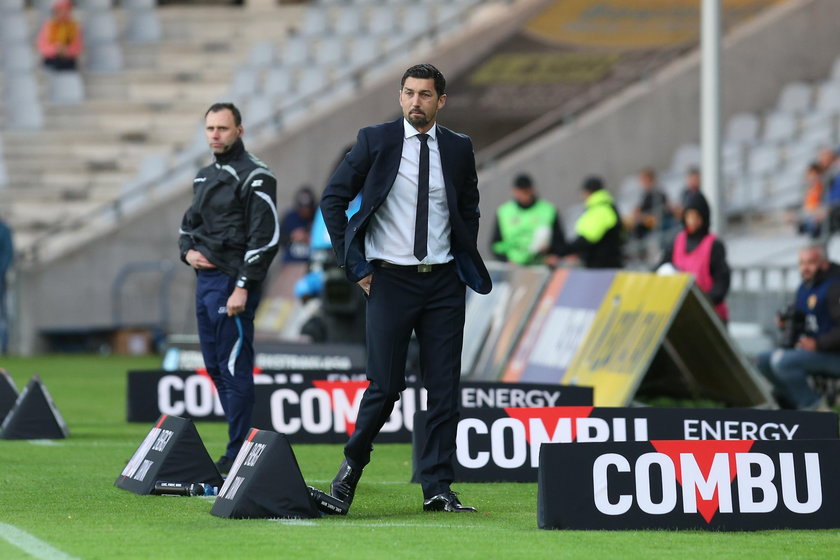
[651,440,755,523]
[504,406,594,443]
[311,380,370,436]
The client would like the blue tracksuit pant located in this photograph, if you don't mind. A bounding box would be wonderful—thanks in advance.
[195,269,261,460]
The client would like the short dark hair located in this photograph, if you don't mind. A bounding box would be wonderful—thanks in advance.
[581,176,604,193]
[205,102,242,126]
[513,174,533,189]
[401,64,446,96]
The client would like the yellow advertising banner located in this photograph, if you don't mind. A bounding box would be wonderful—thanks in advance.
[526,0,784,49]
[561,272,691,406]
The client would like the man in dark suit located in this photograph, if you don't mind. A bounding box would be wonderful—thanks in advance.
[319,63,491,514]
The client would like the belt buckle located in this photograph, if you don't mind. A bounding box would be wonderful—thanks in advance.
[417,264,433,273]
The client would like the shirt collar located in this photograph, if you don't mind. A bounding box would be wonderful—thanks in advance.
[403,119,437,141]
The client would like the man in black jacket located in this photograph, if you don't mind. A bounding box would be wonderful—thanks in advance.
[178,102,279,473]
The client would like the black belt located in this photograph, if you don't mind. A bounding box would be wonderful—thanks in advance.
[373,260,451,273]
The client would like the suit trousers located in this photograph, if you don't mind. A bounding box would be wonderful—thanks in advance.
[344,261,465,499]
[195,269,261,459]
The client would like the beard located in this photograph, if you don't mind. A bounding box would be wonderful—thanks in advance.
[407,111,430,128]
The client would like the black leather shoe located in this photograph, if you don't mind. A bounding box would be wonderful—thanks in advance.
[215,455,233,476]
[330,459,363,506]
[423,491,477,513]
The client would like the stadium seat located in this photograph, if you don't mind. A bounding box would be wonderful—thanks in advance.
[314,37,345,67]
[296,68,328,96]
[231,67,261,98]
[669,143,701,175]
[799,111,838,146]
[46,71,85,105]
[280,36,309,66]
[347,35,381,71]
[77,0,114,9]
[814,81,840,114]
[725,112,760,144]
[244,95,276,130]
[367,6,398,36]
[775,81,812,113]
[247,41,276,69]
[300,8,330,37]
[122,0,157,8]
[263,66,294,98]
[124,7,163,44]
[86,42,124,73]
[2,44,37,73]
[32,0,55,11]
[332,6,364,36]
[4,75,44,130]
[762,111,798,143]
[722,141,745,176]
[0,0,24,12]
[82,11,119,43]
[400,5,433,35]
[746,143,781,177]
[0,13,30,45]
[784,137,824,172]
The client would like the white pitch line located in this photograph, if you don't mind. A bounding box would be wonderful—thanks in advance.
[0,522,79,560]
[271,520,484,529]
[27,440,61,446]
[305,480,408,485]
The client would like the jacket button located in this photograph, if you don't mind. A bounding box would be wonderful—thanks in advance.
[353,227,358,231]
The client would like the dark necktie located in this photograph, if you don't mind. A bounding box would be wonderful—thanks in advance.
[414,133,429,262]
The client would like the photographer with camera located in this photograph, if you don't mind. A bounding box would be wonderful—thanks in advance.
[756,245,840,410]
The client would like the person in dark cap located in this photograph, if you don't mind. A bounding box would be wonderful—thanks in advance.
[557,176,624,268]
[491,173,565,266]
[657,192,730,323]
[278,186,318,263]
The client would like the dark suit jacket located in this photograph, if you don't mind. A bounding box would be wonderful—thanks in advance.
[320,118,491,294]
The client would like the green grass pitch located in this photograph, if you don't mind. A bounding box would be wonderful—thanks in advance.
[0,355,837,559]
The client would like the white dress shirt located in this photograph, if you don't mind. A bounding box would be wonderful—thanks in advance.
[365,119,453,265]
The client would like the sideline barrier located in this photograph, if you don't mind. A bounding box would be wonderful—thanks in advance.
[503,269,774,407]
[413,407,839,482]
[210,428,320,520]
[161,341,366,372]
[1,376,68,440]
[115,414,223,495]
[128,370,591,444]
[462,263,550,381]
[538,439,840,530]
[0,370,18,424]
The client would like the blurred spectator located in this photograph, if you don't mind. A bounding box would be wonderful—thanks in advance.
[37,0,84,72]
[819,146,840,196]
[0,217,13,354]
[557,176,624,269]
[756,245,839,410]
[279,186,317,264]
[490,173,565,267]
[657,193,730,324]
[628,167,673,240]
[795,162,825,239]
[674,167,707,220]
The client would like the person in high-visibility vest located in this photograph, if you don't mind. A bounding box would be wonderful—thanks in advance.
[491,174,565,266]
[557,176,625,268]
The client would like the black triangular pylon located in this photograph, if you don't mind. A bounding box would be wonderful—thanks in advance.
[115,414,224,495]
[1,376,68,439]
[0,370,18,425]
[210,429,320,519]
